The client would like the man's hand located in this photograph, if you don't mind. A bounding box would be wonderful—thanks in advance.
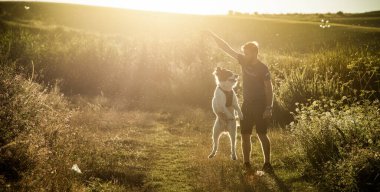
[263,107,272,119]
[263,79,273,119]
[200,30,239,60]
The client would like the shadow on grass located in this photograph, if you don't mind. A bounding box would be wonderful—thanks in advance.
[240,169,291,192]
[268,171,290,192]
[85,168,147,187]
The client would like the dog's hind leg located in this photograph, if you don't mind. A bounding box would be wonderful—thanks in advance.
[228,121,237,160]
[209,120,223,158]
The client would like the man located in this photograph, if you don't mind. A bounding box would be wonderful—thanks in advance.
[204,31,274,173]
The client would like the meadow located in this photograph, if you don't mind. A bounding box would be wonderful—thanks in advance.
[0,2,379,191]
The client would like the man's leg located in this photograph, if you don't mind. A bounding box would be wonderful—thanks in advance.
[254,103,273,173]
[240,102,254,168]
[257,133,271,164]
[241,133,252,163]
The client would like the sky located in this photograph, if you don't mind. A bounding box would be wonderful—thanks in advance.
[6,0,380,14]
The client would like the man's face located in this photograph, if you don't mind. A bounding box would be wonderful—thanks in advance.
[244,48,257,61]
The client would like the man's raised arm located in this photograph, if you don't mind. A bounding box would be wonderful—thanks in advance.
[205,31,239,60]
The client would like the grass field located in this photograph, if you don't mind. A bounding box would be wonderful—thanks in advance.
[1,2,379,191]
[65,104,316,192]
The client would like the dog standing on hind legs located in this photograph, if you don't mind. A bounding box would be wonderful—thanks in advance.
[208,67,243,160]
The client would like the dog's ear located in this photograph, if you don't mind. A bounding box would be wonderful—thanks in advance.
[213,67,222,76]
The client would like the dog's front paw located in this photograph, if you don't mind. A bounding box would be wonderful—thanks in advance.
[238,114,244,120]
[208,152,216,159]
[231,154,237,160]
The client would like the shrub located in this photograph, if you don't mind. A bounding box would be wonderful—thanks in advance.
[323,148,380,191]
[0,61,77,191]
[268,48,380,123]
[291,98,380,191]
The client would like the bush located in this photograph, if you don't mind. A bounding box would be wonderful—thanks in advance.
[267,48,380,123]
[323,149,380,191]
[0,61,78,191]
[291,98,380,191]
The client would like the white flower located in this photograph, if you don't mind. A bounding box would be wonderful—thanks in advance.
[71,164,82,174]
[24,6,30,10]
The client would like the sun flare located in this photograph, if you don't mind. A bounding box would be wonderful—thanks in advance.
[18,0,380,15]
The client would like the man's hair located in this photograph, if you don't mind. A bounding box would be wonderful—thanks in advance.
[241,41,259,54]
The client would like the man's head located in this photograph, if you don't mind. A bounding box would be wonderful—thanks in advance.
[241,41,259,60]
[213,67,238,91]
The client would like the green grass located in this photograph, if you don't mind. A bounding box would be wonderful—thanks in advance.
[64,104,317,192]
[0,85,316,191]
[290,99,380,191]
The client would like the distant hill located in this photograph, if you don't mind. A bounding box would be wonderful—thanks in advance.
[1,1,379,52]
[358,10,380,17]
[1,2,379,29]
[0,2,210,35]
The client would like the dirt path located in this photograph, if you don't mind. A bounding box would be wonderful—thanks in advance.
[141,121,287,192]
[90,111,316,191]
[144,123,198,191]
[140,119,319,192]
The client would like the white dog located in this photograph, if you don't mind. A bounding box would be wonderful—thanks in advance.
[208,67,243,160]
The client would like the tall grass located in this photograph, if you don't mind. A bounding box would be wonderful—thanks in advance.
[0,61,159,191]
[291,98,380,191]
[0,58,76,191]
[0,25,218,108]
[1,20,379,124]
[264,48,380,123]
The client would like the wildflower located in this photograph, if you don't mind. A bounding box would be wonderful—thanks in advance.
[71,164,82,174]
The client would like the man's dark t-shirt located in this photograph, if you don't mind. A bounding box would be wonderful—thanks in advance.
[237,54,270,102]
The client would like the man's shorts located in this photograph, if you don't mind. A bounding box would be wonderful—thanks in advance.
[240,101,268,135]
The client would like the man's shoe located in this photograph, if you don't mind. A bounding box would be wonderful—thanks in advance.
[262,162,274,174]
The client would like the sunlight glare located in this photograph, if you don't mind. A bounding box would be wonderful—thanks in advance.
[16,0,380,15]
